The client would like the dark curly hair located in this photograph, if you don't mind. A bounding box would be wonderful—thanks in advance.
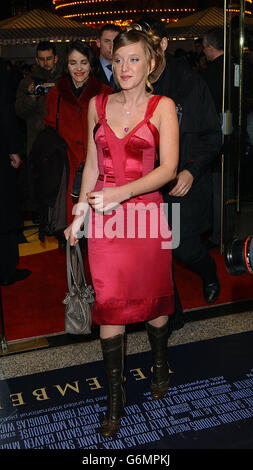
[65,40,99,75]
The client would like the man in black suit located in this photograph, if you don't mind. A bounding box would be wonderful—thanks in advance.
[136,17,222,331]
[202,28,229,249]
[95,23,121,89]
[0,59,31,285]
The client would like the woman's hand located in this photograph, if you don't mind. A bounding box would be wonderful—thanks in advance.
[64,202,89,245]
[87,187,125,213]
[64,223,77,246]
[64,219,82,246]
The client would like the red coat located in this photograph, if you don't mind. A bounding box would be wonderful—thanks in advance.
[44,75,112,224]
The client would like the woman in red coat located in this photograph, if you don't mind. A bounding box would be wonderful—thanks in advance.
[44,41,112,224]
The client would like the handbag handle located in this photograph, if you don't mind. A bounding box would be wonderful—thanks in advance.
[66,239,87,292]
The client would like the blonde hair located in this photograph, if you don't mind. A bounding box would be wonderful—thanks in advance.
[112,24,165,92]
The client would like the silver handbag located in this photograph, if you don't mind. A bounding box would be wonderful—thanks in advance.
[63,239,94,335]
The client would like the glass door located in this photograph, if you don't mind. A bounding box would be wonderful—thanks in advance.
[222,0,253,274]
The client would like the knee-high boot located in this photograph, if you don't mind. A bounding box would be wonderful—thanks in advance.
[146,321,171,399]
[100,334,126,437]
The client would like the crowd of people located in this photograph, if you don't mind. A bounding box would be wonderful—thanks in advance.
[1,19,227,437]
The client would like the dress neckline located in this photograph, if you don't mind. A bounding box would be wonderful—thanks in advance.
[104,94,157,141]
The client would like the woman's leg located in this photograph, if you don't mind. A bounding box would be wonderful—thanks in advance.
[146,315,171,399]
[99,324,126,437]
[100,324,125,339]
[148,315,168,328]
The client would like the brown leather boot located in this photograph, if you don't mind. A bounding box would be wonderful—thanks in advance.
[100,334,126,438]
[146,321,171,399]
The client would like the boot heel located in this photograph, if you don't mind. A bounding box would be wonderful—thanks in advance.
[150,376,171,399]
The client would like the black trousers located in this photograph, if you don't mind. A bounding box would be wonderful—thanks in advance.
[170,233,217,328]
[174,234,217,282]
[164,195,217,326]
[174,233,207,266]
[0,231,19,282]
[171,235,206,320]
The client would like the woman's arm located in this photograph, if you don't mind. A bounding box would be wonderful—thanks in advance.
[89,96,179,212]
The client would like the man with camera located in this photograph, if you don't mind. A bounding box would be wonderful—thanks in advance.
[15,41,63,218]
[16,41,63,156]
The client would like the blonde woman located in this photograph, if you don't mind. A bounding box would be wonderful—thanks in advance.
[65,26,179,437]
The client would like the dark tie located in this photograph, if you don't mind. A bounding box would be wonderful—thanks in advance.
[106,64,115,88]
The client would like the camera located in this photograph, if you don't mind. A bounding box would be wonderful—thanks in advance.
[224,236,253,275]
[33,82,55,95]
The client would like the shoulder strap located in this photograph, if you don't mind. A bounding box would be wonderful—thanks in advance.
[145,95,163,121]
[95,93,108,123]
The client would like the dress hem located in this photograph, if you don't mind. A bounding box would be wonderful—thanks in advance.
[92,294,174,325]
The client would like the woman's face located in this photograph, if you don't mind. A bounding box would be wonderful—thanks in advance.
[113,41,153,91]
[67,49,91,88]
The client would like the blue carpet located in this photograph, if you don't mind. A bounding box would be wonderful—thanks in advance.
[1,331,253,450]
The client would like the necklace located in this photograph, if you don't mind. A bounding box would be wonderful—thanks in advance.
[123,109,131,133]
[120,93,132,133]
[120,93,149,133]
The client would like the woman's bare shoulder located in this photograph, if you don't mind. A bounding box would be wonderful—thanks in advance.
[157,95,176,112]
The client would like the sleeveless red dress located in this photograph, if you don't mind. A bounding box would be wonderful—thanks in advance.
[88,93,174,325]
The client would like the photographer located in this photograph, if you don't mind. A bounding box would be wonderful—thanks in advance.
[15,41,63,218]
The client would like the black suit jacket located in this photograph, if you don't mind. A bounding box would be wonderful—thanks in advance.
[95,61,111,87]
[0,59,23,232]
[154,54,222,237]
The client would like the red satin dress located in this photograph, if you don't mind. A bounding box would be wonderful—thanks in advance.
[88,93,174,325]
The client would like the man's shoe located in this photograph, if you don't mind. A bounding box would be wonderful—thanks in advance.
[0,269,31,286]
[190,254,220,303]
[203,276,220,303]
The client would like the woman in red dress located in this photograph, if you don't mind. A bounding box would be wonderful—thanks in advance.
[44,41,112,225]
[65,27,179,437]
